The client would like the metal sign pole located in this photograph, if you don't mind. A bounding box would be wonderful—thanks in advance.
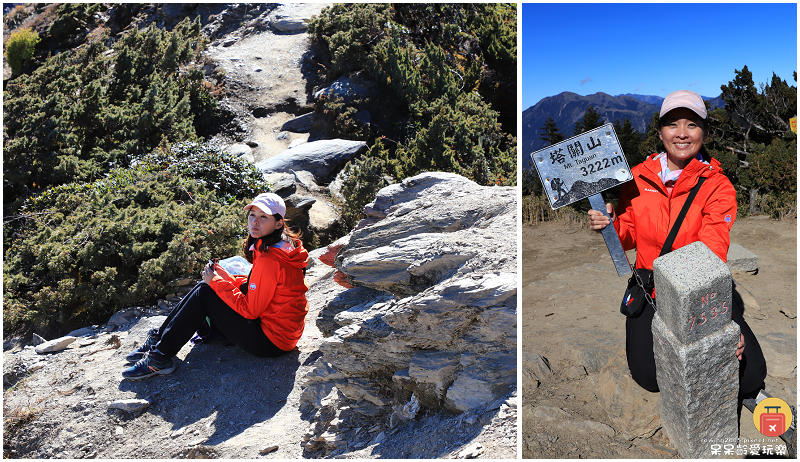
[588,193,631,276]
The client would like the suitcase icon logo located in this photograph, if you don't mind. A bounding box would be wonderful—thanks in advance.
[760,406,786,437]
[753,398,792,437]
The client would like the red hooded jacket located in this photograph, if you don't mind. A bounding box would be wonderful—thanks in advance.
[209,239,309,351]
[614,154,736,271]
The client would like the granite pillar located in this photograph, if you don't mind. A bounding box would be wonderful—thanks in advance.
[652,241,740,458]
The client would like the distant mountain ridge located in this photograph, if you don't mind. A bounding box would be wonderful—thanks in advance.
[616,93,726,110]
[522,92,726,157]
[615,93,665,106]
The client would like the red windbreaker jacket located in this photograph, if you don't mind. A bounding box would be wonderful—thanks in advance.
[209,240,309,351]
[614,154,736,271]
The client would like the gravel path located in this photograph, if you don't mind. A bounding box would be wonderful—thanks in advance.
[206,3,330,164]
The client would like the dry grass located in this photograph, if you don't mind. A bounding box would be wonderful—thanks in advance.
[3,408,39,457]
[3,5,31,45]
[85,25,109,45]
[4,4,28,25]
[3,373,46,457]
[2,396,42,458]
[3,403,40,434]
[522,194,587,229]
[19,3,59,35]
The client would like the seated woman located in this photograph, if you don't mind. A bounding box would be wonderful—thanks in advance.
[123,193,309,380]
[587,90,767,398]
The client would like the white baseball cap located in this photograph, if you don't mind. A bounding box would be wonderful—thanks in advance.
[243,193,286,216]
[660,90,707,120]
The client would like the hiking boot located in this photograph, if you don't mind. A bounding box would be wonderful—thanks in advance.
[125,328,159,362]
[121,352,175,381]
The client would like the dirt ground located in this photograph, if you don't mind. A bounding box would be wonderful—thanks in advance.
[521,215,797,458]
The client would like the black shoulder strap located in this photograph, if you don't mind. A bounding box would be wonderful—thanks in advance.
[660,176,707,256]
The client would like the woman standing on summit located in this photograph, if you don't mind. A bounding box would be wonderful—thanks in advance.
[587,90,767,399]
[122,193,309,380]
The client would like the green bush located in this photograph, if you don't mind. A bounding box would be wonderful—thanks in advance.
[4,143,270,336]
[392,3,516,131]
[5,27,40,74]
[45,3,107,46]
[338,140,391,230]
[394,92,516,186]
[308,3,393,79]
[738,138,797,218]
[309,4,517,189]
[3,17,211,216]
[137,142,270,203]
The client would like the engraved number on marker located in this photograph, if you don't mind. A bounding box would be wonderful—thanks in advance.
[689,312,709,330]
[695,311,707,328]
[688,300,728,331]
[579,156,623,177]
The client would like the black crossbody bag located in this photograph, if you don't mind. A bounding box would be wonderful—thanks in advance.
[620,177,707,317]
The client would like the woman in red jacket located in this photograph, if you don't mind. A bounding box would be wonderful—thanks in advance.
[122,193,309,380]
[588,90,766,397]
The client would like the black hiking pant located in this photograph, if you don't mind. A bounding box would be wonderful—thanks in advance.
[626,280,767,397]
[152,282,286,359]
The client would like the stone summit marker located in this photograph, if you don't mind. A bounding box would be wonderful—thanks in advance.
[652,241,740,458]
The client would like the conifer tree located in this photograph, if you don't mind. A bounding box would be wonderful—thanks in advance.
[719,66,763,153]
[540,116,564,146]
[613,118,645,166]
[711,66,798,217]
[638,112,663,160]
[573,105,605,135]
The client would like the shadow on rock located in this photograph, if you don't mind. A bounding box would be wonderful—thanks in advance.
[117,334,300,446]
[299,391,517,459]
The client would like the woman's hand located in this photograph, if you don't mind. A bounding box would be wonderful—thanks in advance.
[202,264,217,284]
[588,203,616,231]
[736,333,745,361]
[213,262,233,281]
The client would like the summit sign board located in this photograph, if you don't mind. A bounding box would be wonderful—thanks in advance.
[530,123,633,209]
[530,123,634,276]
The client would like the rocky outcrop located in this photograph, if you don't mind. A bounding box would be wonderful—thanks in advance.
[301,172,516,426]
[1,172,515,459]
[314,75,378,104]
[225,143,255,163]
[727,243,759,272]
[262,170,342,246]
[34,336,77,354]
[271,18,309,33]
[280,112,315,133]
[255,139,368,184]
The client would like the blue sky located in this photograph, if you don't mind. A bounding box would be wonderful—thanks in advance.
[521,3,798,109]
